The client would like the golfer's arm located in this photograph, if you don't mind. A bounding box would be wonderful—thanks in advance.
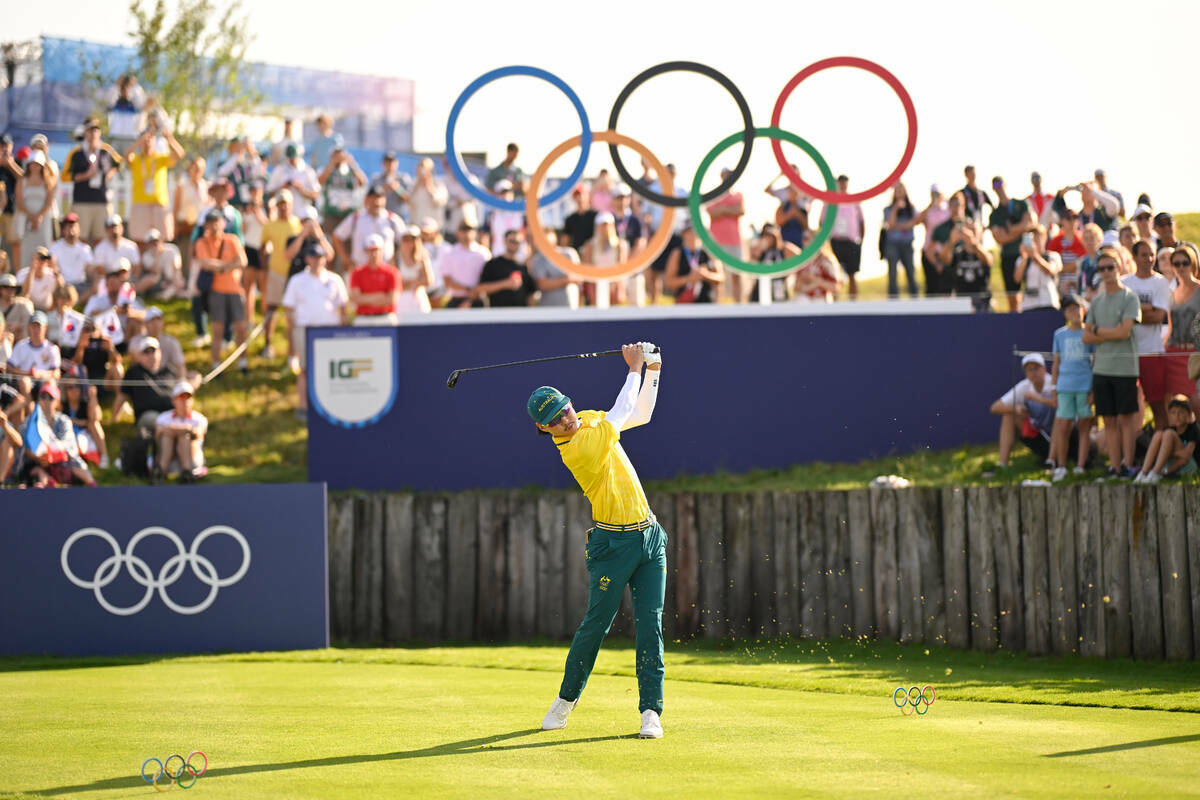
[622,365,661,431]
[605,372,642,431]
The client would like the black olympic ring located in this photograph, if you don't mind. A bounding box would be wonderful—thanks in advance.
[606,61,755,208]
[892,685,936,716]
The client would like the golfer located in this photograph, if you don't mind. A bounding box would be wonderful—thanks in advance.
[530,342,666,739]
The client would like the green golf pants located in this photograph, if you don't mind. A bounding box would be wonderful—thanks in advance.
[558,521,667,715]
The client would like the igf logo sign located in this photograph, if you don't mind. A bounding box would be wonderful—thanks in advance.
[330,359,373,379]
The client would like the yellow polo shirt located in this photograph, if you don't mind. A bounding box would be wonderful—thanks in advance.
[128,152,172,206]
[554,410,649,526]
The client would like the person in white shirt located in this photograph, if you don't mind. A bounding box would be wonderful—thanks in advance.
[440,221,492,307]
[136,228,183,298]
[407,157,448,228]
[1015,225,1062,311]
[332,185,405,270]
[488,179,524,246]
[88,215,140,302]
[266,144,320,218]
[1122,240,1173,429]
[17,247,63,311]
[282,241,348,414]
[6,311,61,405]
[83,259,137,316]
[419,216,451,302]
[49,213,93,290]
[155,380,208,483]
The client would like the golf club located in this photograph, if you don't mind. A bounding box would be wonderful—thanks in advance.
[446,346,661,388]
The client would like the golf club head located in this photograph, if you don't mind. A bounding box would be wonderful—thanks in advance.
[446,370,462,389]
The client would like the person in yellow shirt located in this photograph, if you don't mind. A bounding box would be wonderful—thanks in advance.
[259,190,302,360]
[124,128,185,245]
[532,341,666,739]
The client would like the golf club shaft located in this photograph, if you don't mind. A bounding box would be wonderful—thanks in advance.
[447,346,659,387]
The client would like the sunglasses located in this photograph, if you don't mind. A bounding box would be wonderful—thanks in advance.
[1172,259,1193,268]
[548,404,572,425]
[1096,264,1117,273]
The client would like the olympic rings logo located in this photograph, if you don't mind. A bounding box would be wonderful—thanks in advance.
[141,751,207,791]
[444,59,917,280]
[893,685,937,716]
[61,526,251,616]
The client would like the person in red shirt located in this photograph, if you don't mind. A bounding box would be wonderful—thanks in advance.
[348,233,400,325]
[1048,208,1087,298]
[1026,171,1053,229]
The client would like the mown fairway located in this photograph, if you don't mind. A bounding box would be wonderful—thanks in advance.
[2,640,1199,799]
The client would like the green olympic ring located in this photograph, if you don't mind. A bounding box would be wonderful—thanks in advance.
[689,126,837,278]
[893,684,936,716]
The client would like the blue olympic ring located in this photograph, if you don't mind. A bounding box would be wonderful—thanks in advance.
[444,65,591,212]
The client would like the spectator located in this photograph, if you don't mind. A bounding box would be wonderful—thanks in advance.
[154,380,208,483]
[1014,225,1061,311]
[774,184,809,250]
[194,210,249,372]
[1053,181,1118,232]
[647,163,688,234]
[934,193,991,313]
[915,184,951,297]
[988,176,1035,312]
[475,229,537,307]
[562,184,597,253]
[664,223,722,304]
[90,214,141,301]
[419,217,451,303]
[443,155,482,234]
[408,157,448,229]
[45,284,79,347]
[792,228,841,303]
[1153,212,1180,253]
[882,182,918,298]
[590,169,614,213]
[487,180,524,247]
[0,404,23,483]
[128,307,185,376]
[61,376,108,469]
[173,156,208,264]
[1093,168,1125,219]
[8,311,61,386]
[748,225,797,303]
[270,118,299,168]
[821,174,865,301]
[318,140,367,253]
[1027,171,1054,228]
[83,259,136,317]
[370,150,412,220]
[1165,243,1200,416]
[49,213,92,293]
[349,233,401,324]
[259,190,302,360]
[959,165,993,225]
[266,144,320,217]
[582,212,634,306]
[17,247,62,312]
[395,226,434,314]
[1135,395,1199,483]
[188,179,243,348]
[216,136,264,211]
[111,73,146,112]
[0,134,22,266]
[485,142,527,196]
[1077,224,1108,299]
[307,115,339,171]
[240,184,268,327]
[124,128,185,245]
[332,185,405,273]
[441,222,491,308]
[1049,296,1094,480]
[1,272,34,341]
[282,241,348,414]
[66,316,123,404]
[612,184,646,256]
[1048,209,1087,298]
[1129,203,1155,248]
[19,383,96,487]
[17,150,56,257]
[135,229,183,298]
[113,336,178,431]
[1083,248,1142,478]
[988,353,1056,470]
[1122,239,1173,429]
[705,168,747,297]
[529,228,581,308]
[61,118,122,244]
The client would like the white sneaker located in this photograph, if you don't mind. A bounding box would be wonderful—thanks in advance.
[261,344,275,360]
[638,709,663,739]
[1146,471,1162,484]
[287,355,301,375]
[541,697,577,730]
[192,334,211,348]
[1073,466,1086,476]
[1051,466,1068,482]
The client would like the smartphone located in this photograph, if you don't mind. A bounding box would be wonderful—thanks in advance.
[1022,233,1034,247]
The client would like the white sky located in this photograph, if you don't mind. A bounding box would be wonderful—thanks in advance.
[13,0,1200,274]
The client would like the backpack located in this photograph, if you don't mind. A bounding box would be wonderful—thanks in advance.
[119,429,154,478]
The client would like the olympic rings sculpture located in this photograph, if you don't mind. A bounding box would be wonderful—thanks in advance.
[444,58,916,282]
[61,526,251,616]
[141,751,207,791]
[893,685,937,716]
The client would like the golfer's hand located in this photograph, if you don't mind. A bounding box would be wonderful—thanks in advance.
[640,341,661,367]
[622,343,645,372]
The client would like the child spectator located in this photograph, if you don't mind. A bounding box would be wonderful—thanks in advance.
[1049,296,1094,480]
[1048,209,1087,298]
[154,380,207,483]
[1076,223,1104,299]
[1134,395,1199,483]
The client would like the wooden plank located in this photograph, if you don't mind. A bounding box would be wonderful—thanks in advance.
[966,487,997,651]
[1047,485,1079,655]
[563,493,592,638]
[915,488,945,647]
[535,495,567,639]
[445,493,478,641]
[772,491,800,638]
[895,489,923,644]
[413,495,447,641]
[382,493,414,642]
[941,487,969,649]
[751,492,777,638]
[846,489,875,639]
[327,494,356,642]
[696,493,726,638]
[1186,487,1200,659]
[674,493,701,638]
[724,493,753,638]
[992,486,1025,653]
[1155,484,1192,661]
[1128,487,1164,659]
[824,491,852,638]
[1076,484,1106,658]
[649,491,677,641]
[1100,485,1133,658]
[870,488,899,641]
[475,493,508,640]
[798,492,828,639]
[1019,486,1050,656]
[506,493,538,639]
[353,494,385,642]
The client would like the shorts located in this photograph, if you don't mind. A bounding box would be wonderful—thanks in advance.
[1092,373,1139,417]
[1056,390,1093,420]
[713,240,744,266]
[1163,347,1197,398]
[127,203,173,242]
[1138,354,1168,403]
[208,291,246,325]
[353,312,398,326]
[266,271,288,306]
[1000,251,1021,293]
[1169,458,1200,477]
[245,246,262,270]
[292,326,308,369]
[831,238,862,274]
[0,212,13,244]
[73,203,112,242]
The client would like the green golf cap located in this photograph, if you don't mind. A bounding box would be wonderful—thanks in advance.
[528,386,571,425]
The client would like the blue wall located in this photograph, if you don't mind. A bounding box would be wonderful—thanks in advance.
[307,309,1061,491]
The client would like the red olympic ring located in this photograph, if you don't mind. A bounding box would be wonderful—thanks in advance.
[769,56,917,204]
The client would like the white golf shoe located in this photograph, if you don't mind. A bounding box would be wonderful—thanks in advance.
[639,709,663,739]
[541,697,577,730]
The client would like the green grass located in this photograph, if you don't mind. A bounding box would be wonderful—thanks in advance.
[2,640,1199,798]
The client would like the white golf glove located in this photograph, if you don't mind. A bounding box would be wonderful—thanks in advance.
[640,341,661,365]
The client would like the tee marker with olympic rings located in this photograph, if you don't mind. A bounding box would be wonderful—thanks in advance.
[141,751,207,791]
[892,685,936,716]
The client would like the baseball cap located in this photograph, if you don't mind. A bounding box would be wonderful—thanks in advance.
[366,183,386,197]
[204,208,225,223]
[141,336,160,352]
[63,212,79,224]
[107,257,132,275]
[1154,212,1174,226]
[0,273,18,288]
[83,117,101,131]
[34,245,51,259]
[1030,171,1041,181]
[1094,168,1106,177]
[364,233,384,250]
[0,134,11,146]
[172,380,194,397]
[145,228,161,241]
[403,224,421,238]
[1101,230,1121,249]
[29,311,48,326]
[527,386,571,426]
[1021,353,1046,368]
[594,211,615,225]
[24,150,45,167]
[494,179,514,192]
[419,216,440,233]
[145,306,164,321]
[1131,203,1153,220]
[1061,295,1088,311]
[39,383,60,399]
[105,213,123,227]
[613,183,632,197]
[285,143,299,158]
[303,241,326,258]
[382,150,398,161]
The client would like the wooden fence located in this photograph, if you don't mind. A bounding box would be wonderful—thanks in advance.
[325,485,1200,660]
